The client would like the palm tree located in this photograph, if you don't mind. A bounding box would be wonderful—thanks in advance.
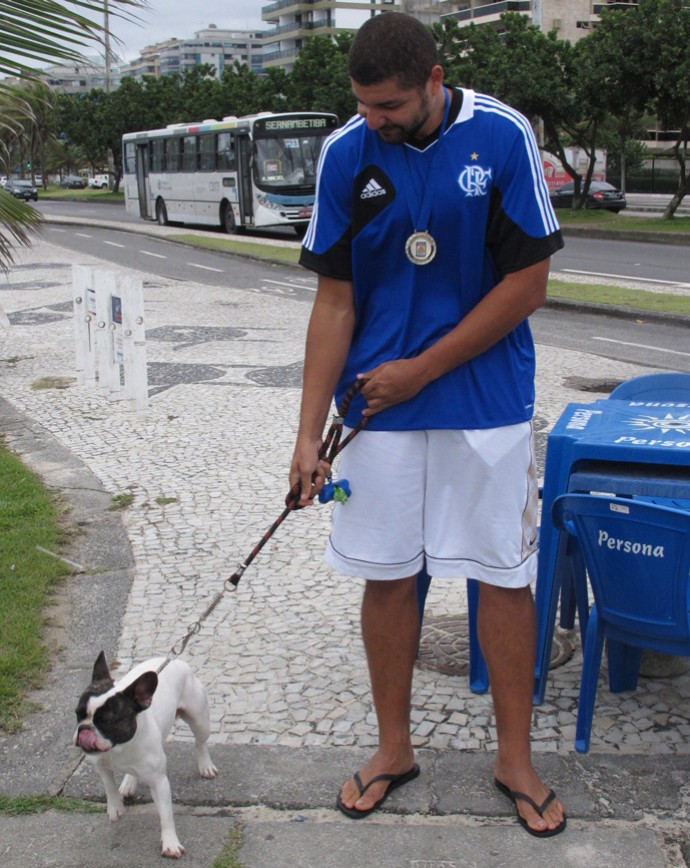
[0,1,148,271]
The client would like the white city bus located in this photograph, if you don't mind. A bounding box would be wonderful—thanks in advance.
[122,111,339,236]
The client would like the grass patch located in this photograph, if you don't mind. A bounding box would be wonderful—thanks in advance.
[109,491,134,511]
[548,279,690,314]
[0,444,71,732]
[556,208,690,234]
[31,376,75,391]
[42,187,124,203]
[172,233,301,265]
[0,794,104,816]
[211,827,245,868]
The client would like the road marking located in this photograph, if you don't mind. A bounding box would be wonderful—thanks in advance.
[188,263,224,273]
[103,240,126,248]
[46,227,66,232]
[140,250,167,259]
[262,279,316,291]
[563,268,690,289]
[593,336,690,358]
[75,232,92,238]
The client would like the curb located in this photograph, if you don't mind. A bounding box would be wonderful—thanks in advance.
[559,224,690,246]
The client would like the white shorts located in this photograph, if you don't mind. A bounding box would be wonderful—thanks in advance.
[325,424,538,588]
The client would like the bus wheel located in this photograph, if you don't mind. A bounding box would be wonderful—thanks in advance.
[156,199,169,226]
[221,202,237,234]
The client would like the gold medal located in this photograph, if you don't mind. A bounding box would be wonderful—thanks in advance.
[405,230,437,265]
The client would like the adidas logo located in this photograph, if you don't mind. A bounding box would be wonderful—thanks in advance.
[360,178,387,199]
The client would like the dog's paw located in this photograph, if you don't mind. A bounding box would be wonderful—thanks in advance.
[119,774,138,797]
[106,799,125,822]
[161,838,185,859]
[199,761,218,779]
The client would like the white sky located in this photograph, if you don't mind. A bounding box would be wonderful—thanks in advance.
[108,1,265,62]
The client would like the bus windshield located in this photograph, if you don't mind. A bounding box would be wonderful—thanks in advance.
[254,133,325,190]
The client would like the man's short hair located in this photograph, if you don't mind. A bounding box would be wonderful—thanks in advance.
[348,12,439,91]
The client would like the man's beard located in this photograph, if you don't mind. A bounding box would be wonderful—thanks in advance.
[376,92,434,145]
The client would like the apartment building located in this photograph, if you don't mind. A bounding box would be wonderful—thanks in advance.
[120,26,265,81]
[438,1,638,43]
[261,0,401,70]
[41,57,120,94]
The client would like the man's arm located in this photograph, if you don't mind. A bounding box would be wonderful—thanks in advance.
[357,257,549,416]
[290,275,356,505]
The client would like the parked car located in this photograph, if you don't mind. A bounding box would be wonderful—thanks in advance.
[88,174,110,189]
[4,179,38,201]
[60,175,86,189]
[549,180,627,213]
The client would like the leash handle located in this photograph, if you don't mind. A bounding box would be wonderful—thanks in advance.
[284,377,368,510]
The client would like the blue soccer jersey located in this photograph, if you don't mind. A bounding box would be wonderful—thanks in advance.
[300,88,564,430]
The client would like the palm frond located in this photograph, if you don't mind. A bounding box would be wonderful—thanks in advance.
[0,1,149,81]
[0,2,149,271]
[0,191,43,272]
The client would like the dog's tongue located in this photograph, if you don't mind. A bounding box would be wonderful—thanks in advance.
[77,728,99,751]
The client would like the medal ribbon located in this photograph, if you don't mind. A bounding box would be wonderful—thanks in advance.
[401,86,452,238]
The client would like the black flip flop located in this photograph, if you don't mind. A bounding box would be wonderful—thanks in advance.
[336,763,420,819]
[495,777,567,838]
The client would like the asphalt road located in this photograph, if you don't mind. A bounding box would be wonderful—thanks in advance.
[34,197,690,288]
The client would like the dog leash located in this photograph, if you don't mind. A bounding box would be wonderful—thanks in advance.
[157,378,369,673]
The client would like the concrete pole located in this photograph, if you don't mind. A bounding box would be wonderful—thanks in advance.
[104,0,111,93]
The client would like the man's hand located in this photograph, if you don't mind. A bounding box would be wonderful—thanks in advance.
[289,438,331,507]
[357,358,427,417]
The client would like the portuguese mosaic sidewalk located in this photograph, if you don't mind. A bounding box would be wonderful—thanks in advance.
[1,231,689,866]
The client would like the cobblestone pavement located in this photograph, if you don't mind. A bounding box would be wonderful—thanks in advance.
[2,238,689,765]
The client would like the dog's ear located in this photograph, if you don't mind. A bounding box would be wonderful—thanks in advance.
[124,671,158,712]
[91,651,114,687]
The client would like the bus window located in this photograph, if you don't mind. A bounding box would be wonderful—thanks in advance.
[254,134,324,187]
[199,134,216,171]
[151,139,164,173]
[124,141,136,174]
[217,132,235,170]
[182,135,198,171]
[165,138,180,172]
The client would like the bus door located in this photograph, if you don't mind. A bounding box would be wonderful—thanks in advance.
[236,133,254,227]
[135,143,150,218]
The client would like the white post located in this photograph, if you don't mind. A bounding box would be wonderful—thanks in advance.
[72,264,96,387]
[120,274,148,412]
[94,270,121,400]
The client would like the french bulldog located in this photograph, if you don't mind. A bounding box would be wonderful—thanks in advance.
[74,651,218,858]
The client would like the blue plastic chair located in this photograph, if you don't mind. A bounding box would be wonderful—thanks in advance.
[416,568,489,693]
[608,371,690,402]
[559,372,690,633]
[552,493,690,753]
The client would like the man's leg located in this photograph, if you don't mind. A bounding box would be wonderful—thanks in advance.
[478,582,565,833]
[338,575,419,812]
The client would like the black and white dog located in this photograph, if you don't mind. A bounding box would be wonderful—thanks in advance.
[74,651,218,858]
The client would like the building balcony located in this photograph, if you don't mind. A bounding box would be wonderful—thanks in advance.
[262,19,333,39]
[262,0,316,18]
[441,1,532,23]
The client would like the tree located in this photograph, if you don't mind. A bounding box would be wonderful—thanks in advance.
[436,15,600,207]
[637,0,690,217]
[0,1,148,270]
[287,34,356,122]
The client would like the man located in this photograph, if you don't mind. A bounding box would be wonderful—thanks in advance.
[289,12,566,837]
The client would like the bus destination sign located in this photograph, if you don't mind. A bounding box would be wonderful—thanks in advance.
[254,115,338,135]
